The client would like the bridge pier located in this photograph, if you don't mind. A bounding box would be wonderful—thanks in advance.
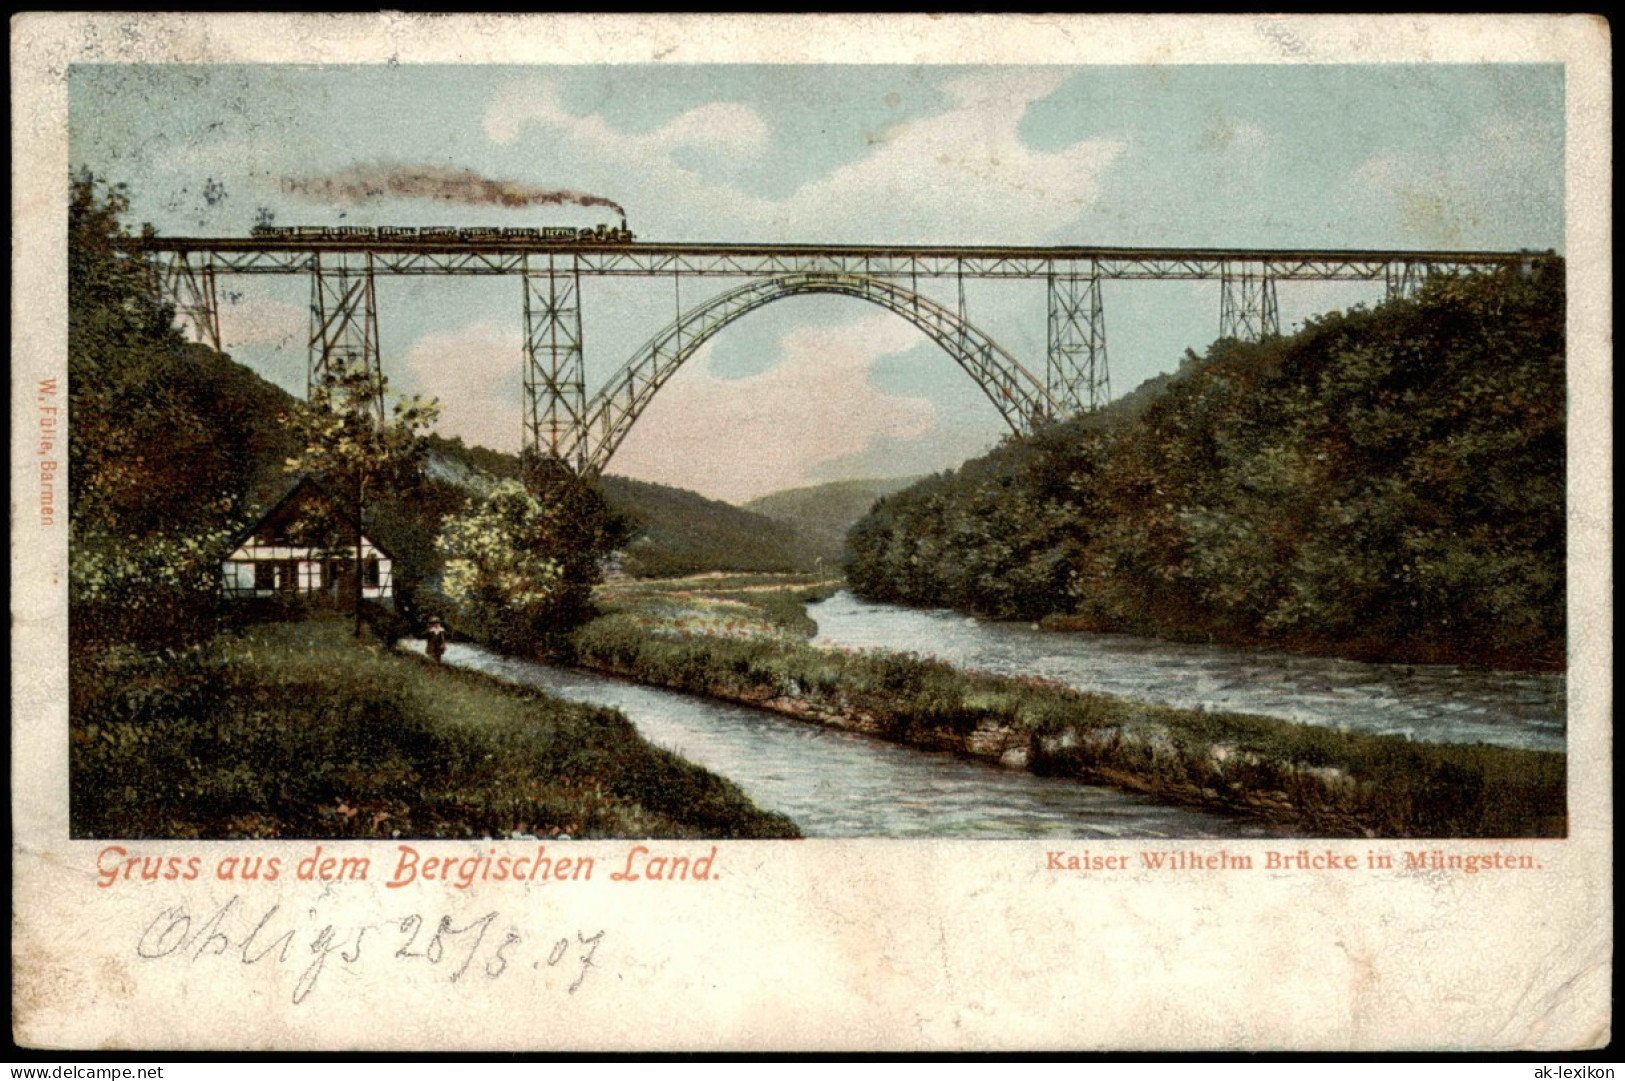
[1385,261,1430,302]
[522,254,587,472]
[1219,263,1279,341]
[160,252,222,352]
[308,252,384,425]
[1046,263,1110,413]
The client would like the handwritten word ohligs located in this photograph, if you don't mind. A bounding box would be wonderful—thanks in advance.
[136,894,605,1005]
[94,844,723,890]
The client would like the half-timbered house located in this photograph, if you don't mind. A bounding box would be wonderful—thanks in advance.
[221,477,394,605]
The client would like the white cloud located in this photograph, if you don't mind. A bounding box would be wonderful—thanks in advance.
[775,70,1124,242]
[481,70,1123,244]
[659,101,772,154]
[403,322,526,452]
[608,311,938,503]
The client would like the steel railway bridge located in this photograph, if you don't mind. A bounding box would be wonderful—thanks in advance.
[139,235,1545,475]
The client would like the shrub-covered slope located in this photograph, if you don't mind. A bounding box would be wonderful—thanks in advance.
[598,475,817,577]
[847,265,1565,669]
[743,476,923,566]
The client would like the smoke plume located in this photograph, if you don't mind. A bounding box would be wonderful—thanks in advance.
[277,164,626,219]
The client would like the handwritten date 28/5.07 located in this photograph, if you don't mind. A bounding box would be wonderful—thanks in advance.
[136,894,605,1005]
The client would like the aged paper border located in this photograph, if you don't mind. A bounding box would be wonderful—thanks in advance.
[10,13,1612,1052]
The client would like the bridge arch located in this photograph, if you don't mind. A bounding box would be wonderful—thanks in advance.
[568,272,1059,474]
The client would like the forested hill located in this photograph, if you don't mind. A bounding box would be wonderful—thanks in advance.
[743,476,923,566]
[77,339,813,599]
[846,264,1566,670]
[597,475,817,576]
[412,435,816,576]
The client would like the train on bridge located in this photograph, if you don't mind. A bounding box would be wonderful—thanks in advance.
[249,222,636,244]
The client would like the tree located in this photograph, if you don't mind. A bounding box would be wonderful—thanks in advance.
[844,264,1565,667]
[436,471,627,652]
[68,171,245,646]
[282,356,439,637]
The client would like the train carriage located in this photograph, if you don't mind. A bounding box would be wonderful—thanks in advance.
[249,223,635,243]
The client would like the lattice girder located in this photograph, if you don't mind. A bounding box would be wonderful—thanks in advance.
[1385,260,1435,301]
[569,273,1060,475]
[1219,264,1280,341]
[1046,263,1111,413]
[522,254,587,469]
[307,251,384,425]
[159,252,222,351]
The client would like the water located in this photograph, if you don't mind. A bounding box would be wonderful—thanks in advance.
[414,640,1260,839]
[811,592,1566,753]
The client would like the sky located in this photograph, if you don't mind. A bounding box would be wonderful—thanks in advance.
[69,64,1564,503]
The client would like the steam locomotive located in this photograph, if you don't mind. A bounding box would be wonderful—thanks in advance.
[249,223,636,244]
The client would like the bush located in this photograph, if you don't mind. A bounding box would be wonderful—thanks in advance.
[436,473,626,652]
[68,173,252,648]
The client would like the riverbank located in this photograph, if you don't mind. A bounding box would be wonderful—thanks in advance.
[596,574,841,638]
[814,590,1563,753]
[565,580,1564,837]
[70,619,800,840]
[1036,612,1567,673]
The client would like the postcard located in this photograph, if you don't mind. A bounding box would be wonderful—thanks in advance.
[10,13,1611,1052]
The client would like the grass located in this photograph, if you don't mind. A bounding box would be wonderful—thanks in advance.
[595,575,841,638]
[570,579,1566,838]
[70,618,800,840]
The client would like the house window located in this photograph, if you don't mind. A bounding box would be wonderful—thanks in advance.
[363,557,381,589]
[224,563,252,596]
[254,562,277,591]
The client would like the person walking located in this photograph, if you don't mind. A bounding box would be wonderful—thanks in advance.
[425,617,447,664]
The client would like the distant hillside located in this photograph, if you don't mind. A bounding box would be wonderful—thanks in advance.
[423,434,523,486]
[743,476,922,564]
[422,434,815,577]
[597,475,816,577]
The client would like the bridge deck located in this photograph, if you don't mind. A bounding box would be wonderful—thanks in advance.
[134,238,1553,280]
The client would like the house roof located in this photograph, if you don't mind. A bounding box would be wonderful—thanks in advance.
[231,476,396,559]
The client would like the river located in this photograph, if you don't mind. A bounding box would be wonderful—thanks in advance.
[410,591,1561,837]
[810,591,1565,753]
[419,640,1262,839]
